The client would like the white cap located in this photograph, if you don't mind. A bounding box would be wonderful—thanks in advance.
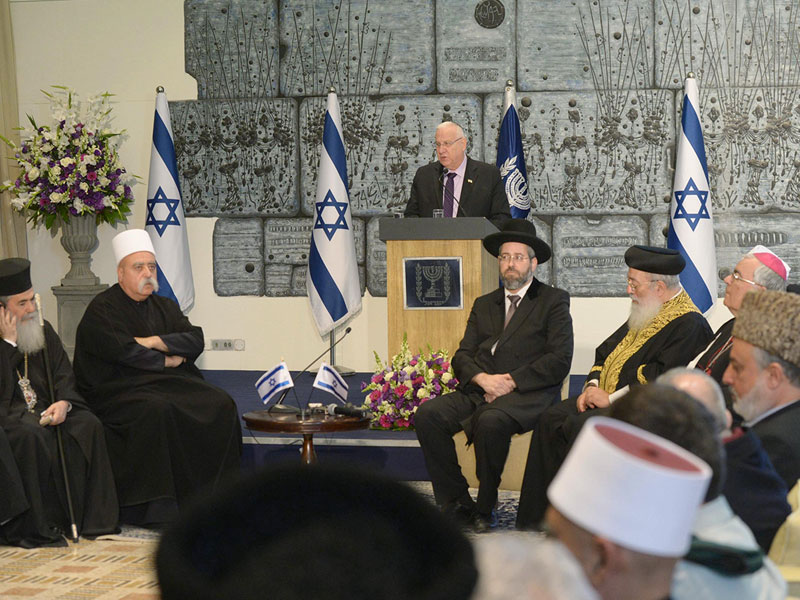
[548,416,711,557]
[749,245,790,281]
[112,229,155,266]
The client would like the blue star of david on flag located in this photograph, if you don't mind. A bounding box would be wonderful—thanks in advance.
[145,187,181,236]
[313,190,350,241]
[255,362,294,405]
[672,177,710,232]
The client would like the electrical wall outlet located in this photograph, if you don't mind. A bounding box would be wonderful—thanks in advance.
[209,339,245,351]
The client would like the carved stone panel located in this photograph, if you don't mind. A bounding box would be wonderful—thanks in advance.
[279,0,434,97]
[213,218,265,296]
[264,217,366,296]
[482,90,674,215]
[366,217,387,297]
[185,0,280,99]
[517,0,654,92]
[528,215,552,286]
[171,98,298,217]
[553,215,649,296]
[654,0,800,90]
[299,95,483,218]
[436,0,515,93]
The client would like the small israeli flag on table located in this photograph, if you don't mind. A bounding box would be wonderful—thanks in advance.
[256,362,294,404]
[313,362,348,404]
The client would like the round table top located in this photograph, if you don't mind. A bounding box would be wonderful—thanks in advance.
[243,409,370,435]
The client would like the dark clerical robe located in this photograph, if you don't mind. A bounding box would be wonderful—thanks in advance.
[73,284,242,525]
[0,322,118,546]
[515,290,714,529]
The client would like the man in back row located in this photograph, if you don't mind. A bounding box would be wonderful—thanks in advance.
[73,229,242,527]
[516,245,714,529]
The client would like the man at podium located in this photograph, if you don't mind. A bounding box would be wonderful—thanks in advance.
[415,219,573,532]
[403,121,511,228]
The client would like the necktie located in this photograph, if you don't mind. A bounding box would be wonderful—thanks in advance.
[504,294,520,329]
[444,172,456,217]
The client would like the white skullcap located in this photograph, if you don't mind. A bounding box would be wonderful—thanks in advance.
[548,416,711,557]
[112,229,155,266]
[749,245,790,281]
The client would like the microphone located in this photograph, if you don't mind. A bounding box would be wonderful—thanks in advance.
[718,267,731,282]
[326,403,372,419]
[269,327,353,414]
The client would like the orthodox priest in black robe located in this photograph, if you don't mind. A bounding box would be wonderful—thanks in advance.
[516,246,714,529]
[73,230,242,527]
[0,258,119,547]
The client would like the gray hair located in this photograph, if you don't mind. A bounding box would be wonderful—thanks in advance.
[754,346,800,387]
[650,273,681,290]
[656,367,727,433]
[436,121,465,139]
[744,252,788,291]
[0,296,8,306]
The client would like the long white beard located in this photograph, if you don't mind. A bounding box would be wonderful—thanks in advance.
[627,298,661,331]
[16,312,46,354]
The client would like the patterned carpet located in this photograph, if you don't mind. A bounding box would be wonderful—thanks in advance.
[0,483,520,598]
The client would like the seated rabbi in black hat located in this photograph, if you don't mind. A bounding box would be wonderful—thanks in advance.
[415,218,574,532]
[0,258,118,547]
[516,245,714,530]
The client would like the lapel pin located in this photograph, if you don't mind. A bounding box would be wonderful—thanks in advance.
[467,178,473,184]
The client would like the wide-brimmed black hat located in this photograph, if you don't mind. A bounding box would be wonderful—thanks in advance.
[624,245,685,275]
[483,219,551,263]
[0,258,32,296]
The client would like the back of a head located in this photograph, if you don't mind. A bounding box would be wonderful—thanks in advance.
[608,383,725,502]
[156,464,477,600]
[656,367,727,434]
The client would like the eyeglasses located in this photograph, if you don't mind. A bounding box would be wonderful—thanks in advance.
[434,137,463,149]
[627,277,653,292]
[730,270,762,287]
[498,253,530,264]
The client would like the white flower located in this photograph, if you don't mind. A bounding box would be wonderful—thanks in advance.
[103,197,113,207]
[99,176,110,187]
[441,372,452,384]
[59,157,74,167]
[79,182,89,192]
[26,167,40,181]
[10,196,25,210]
[78,163,88,176]
[115,184,124,194]
[49,191,64,203]
[51,165,61,178]
[417,388,429,399]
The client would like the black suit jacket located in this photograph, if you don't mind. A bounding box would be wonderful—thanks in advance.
[454,278,574,434]
[404,157,511,227]
[752,400,800,491]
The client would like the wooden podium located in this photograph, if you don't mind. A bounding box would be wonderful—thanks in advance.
[379,217,499,359]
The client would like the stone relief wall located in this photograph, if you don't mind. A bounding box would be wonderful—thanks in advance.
[173,0,800,299]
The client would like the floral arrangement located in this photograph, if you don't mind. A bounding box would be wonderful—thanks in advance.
[361,336,458,430]
[0,86,136,229]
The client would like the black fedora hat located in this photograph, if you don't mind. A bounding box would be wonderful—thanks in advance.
[483,219,551,263]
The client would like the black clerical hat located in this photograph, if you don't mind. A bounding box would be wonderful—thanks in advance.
[0,258,32,296]
[156,463,478,600]
[483,219,551,263]
[624,245,685,275]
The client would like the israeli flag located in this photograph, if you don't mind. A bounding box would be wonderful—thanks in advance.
[496,81,530,219]
[312,362,348,404]
[307,90,362,336]
[145,88,195,313]
[668,75,717,314]
[255,362,294,404]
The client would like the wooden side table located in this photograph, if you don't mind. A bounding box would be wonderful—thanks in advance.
[242,410,370,464]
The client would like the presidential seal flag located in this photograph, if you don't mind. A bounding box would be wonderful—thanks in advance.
[668,74,716,314]
[307,89,362,336]
[496,80,530,219]
[145,87,195,312]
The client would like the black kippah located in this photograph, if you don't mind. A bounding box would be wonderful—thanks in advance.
[624,245,685,275]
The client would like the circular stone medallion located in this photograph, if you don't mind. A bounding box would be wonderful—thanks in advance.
[475,0,505,29]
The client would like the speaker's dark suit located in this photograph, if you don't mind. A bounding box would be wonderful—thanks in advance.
[404,158,511,227]
[415,278,573,515]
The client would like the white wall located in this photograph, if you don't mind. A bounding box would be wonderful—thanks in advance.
[8,0,732,375]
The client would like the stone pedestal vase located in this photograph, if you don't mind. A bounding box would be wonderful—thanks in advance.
[59,214,100,286]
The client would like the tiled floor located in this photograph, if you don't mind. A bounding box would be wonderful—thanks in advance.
[0,535,159,599]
